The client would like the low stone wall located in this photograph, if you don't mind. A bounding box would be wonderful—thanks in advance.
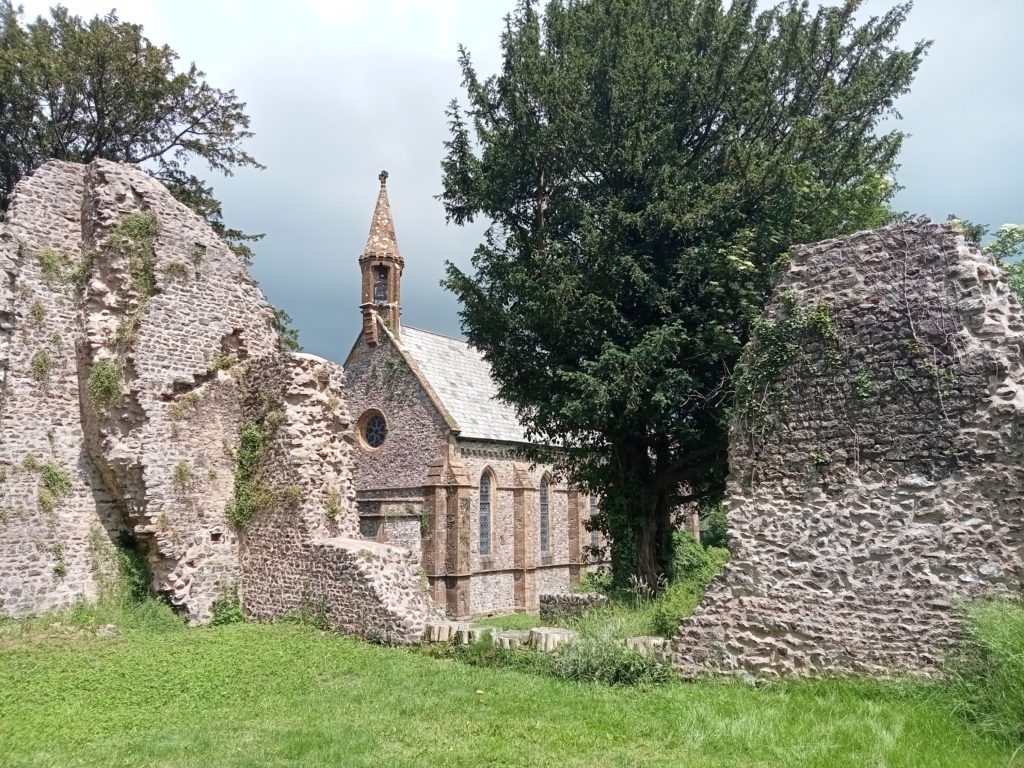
[539,592,608,619]
[238,353,435,643]
[673,221,1024,677]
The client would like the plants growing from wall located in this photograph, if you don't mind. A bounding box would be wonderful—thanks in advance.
[733,292,843,438]
[210,587,245,625]
[27,299,45,328]
[66,250,95,288]
[86,524,153,606]
[111,211,159,299]
[86,359,122,412]
[226,420,273,528]
[50,542,67,579]
[35,248,65,283]
[29,349,54,382]
[325,490,343,520]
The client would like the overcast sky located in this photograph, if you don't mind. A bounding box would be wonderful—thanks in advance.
[17,0,1024,360]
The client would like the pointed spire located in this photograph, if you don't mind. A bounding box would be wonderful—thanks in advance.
[362,169,402,263]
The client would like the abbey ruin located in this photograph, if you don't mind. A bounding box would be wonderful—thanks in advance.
[1,162,1021,675]
[674,221,1024,676]
[0,160,433,642]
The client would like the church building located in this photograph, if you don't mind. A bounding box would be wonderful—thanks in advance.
[343,171,603,618]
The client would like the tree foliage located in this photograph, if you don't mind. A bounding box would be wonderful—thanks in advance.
[0,2,261,261]
[441,0,927,587]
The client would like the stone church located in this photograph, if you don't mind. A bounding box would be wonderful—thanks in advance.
[343,172,604,618]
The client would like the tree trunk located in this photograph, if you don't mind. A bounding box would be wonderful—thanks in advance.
[632,494,673,591]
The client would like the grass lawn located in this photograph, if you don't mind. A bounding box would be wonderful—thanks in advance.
[0,617,1013,768]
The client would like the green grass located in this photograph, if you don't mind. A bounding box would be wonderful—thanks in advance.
[946,599,1024,746]
[475,613,543,630]
[0,608,1013,768]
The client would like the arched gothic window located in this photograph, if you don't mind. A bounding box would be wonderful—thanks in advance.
[539,476,550,553]
[589,496,599,548]
[373,266,388,303]
[479,471,492,557]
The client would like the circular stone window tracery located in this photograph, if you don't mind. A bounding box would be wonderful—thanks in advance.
[358,409,388,450]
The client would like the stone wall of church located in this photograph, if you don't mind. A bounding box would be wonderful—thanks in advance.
[672,221,1024,677]
[344,329,449,494]
[458,440,592,616]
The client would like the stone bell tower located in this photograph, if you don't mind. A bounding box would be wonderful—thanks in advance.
[359,170,404,346]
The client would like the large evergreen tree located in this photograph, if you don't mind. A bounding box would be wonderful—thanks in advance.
[440,0,927,587]
[0,2,260,262]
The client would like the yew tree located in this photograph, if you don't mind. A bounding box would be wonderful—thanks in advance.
[440,0,927,588]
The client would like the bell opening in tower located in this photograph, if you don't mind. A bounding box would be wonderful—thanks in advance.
[373,265,389,304]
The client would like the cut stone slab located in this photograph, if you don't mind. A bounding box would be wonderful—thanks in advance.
[424,620,471,643]
[626,636,668,658]
[491,629,531,650]
[456,625,492,646]
[528,627,578,652]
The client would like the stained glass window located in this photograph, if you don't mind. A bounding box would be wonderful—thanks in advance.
[479,473,491,556]
[590,496,599,548]
[363,412,387,448]
[539,477,550,552]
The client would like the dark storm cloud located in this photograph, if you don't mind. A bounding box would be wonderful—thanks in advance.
[54,0,1015,362]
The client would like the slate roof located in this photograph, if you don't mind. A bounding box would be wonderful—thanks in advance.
[398,326,528,444]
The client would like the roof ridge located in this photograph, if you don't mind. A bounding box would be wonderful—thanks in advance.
[401,325,471,346]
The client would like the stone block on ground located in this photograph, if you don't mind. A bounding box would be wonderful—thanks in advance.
[528,626,578,652]
[424,620,470,644]
[626,636,668,658]
[456,625,492,646]
[491,629,531,650]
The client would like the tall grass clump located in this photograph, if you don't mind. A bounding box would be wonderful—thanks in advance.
[945,599,1024,747]
[549,629,670,686]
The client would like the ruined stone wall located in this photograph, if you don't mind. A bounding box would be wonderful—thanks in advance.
[238,353,435,643]
[0,159,278,620]
[673,221,1024,677]
[0,163,123,614]
[0,160,434,641]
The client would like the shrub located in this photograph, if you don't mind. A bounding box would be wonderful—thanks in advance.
[30,350,55,382]
[210,588,245,626]
[67,250,95,288]
[650,537,729,637]
[164,260,189,281]
[40,461,72,498]
[699,502,730,549]
[670,530,710,581]
[210,354,236,371]
[28,299,45,328]
[115,314,140,351]
[35,248,65,282]
[945,599,1024,747]
[226,421,271,528]
[113,211,159,298]
[325,489,342,519]
[172,462,192,496]
[87,360,122,411]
